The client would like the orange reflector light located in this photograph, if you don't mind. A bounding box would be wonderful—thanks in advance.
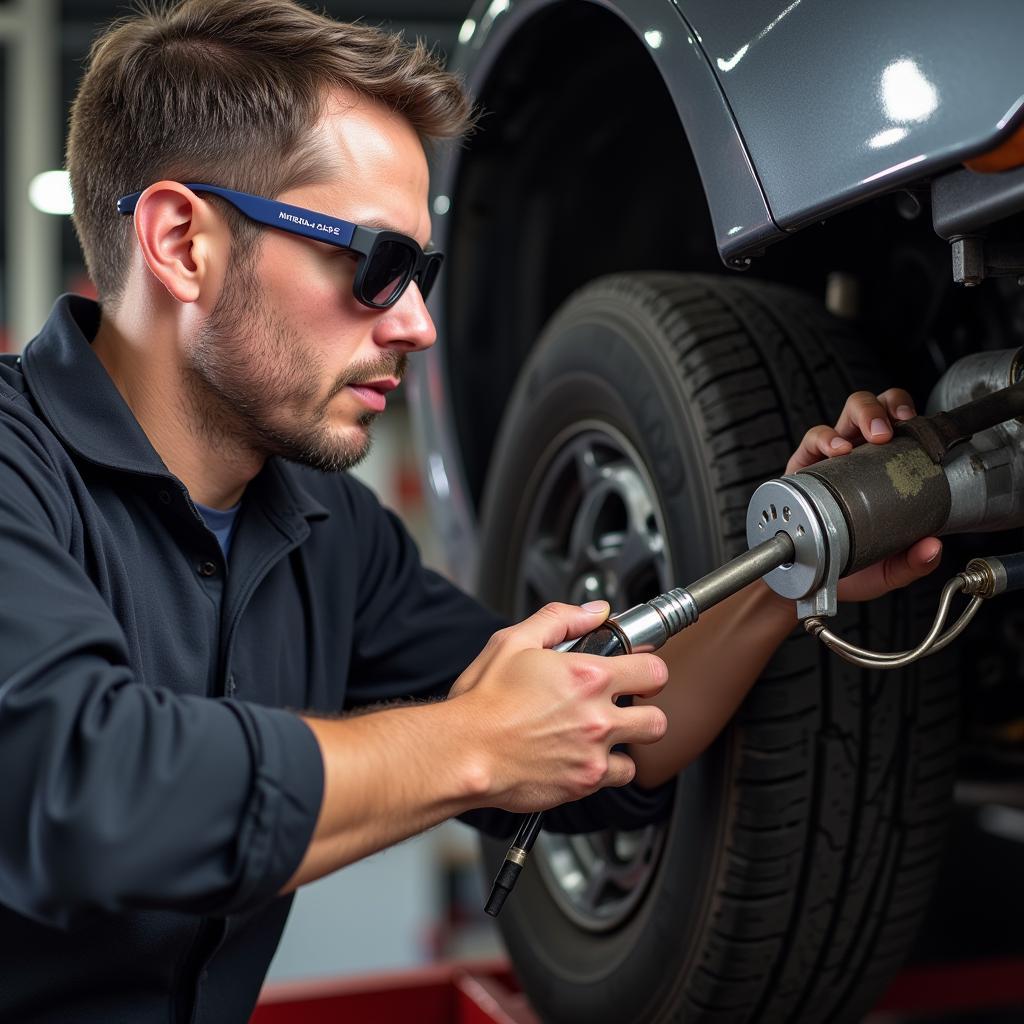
[966,119,1024,172]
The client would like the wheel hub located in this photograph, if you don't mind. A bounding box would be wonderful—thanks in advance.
[569,571,613,604]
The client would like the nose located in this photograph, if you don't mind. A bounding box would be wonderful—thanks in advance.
[373,282,437,353]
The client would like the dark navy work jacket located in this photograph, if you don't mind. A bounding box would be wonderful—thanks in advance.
[0,296,669,1022]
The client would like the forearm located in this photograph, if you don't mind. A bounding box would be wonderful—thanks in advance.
[630,579,797,789]
[282,701,486,892]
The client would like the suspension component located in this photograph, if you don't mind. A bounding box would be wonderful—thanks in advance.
[747,354,1024,620]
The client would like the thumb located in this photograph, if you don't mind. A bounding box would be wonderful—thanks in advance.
[514,600,610,650]
[884,537,943,591]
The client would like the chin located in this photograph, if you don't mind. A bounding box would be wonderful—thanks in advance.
[286,422,374,474]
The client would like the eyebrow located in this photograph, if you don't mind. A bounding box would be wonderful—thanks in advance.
[359,216,401,232]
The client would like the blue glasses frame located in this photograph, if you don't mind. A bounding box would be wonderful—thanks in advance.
[116,183,443,310]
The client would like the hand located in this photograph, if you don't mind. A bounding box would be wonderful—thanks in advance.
[785,388,942,602]
[448,601,668,813]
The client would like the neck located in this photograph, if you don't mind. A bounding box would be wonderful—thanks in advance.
[91,304,262,510]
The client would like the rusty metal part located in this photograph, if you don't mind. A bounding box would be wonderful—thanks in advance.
[749,372,1024,615]
[896,378,1024,463]
[746,474,850,619]
[798,436,951,576]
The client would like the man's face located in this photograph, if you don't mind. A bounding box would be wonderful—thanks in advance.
[185,92,437,472]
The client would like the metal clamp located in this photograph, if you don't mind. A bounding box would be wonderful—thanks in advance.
[746,474,850,619]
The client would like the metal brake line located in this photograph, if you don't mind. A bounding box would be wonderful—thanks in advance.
[803,561,999,669]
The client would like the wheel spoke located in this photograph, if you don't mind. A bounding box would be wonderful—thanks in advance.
[609,828,661,890]
[566,482,615,569]
[612,526,666,595]
[570,437,605,491]
[521,544,573,604]
[572,832,637,912]
[577,849,614,915]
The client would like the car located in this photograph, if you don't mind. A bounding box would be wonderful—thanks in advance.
[407,2,1024,1021]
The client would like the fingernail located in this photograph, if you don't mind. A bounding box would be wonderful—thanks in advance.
[582,600,608,613]
[830,437,851,450]
[870,417,889,437]
[896,405,914,420]
[925,546,940,563]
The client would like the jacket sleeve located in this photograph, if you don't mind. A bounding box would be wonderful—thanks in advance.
[0,408,323,929]
[343,477,674,836]
[344,475,509,706]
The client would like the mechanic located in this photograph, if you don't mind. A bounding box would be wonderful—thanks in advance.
[0,0,944,1020]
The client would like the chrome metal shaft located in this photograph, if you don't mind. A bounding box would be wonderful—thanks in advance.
[610,533,795,653]
[686,533,796,614]
[485,531,797,918]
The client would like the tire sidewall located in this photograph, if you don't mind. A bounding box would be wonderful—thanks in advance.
[475,272,956,1024]
[478,299,746,1019]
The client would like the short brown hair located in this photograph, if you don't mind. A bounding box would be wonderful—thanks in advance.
[67,0,473,304]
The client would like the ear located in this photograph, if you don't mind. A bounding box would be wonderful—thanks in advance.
[130,182,229,304]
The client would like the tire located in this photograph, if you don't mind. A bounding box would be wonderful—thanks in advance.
[476,273,959,1024]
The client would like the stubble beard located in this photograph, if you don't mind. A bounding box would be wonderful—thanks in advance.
[184,258,405,474]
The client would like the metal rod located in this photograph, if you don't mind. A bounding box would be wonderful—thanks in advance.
[687,533,796,613]
[484,531,797,916]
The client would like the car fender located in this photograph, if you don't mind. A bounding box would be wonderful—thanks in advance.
[447,0,781,265]
[683,0,1024,236]
[448,0,1024,261]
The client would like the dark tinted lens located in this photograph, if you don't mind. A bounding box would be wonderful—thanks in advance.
[363,241,415,307]
[419,255,442,299]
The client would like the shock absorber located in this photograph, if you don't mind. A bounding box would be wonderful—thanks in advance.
[747,347,1024,655]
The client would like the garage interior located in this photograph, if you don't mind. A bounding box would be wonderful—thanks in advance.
[1,1,1022,1021]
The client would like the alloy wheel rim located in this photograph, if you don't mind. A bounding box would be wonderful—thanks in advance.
[515,421,673,932]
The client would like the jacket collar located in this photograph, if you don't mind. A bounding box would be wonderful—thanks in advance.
[22,295,329,523]
[23,294,169,477]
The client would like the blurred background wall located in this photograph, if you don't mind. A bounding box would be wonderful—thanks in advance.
[5,0,503,985]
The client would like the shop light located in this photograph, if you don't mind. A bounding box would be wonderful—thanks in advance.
[29,170,73,215]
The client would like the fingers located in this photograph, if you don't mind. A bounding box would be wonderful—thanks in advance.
[566,651,668,701]
[610,704,668,747]
[833,389,916,446]
[836,537,943,602]
[785,388,918,474]
[610,653,668,700]
[604,751,637,788]
[787,424,852,473]
[495,600,610,653]
[877,387,917,424]
[881,536,943,591]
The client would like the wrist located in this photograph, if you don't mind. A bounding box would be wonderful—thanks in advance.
[432,696,495,810]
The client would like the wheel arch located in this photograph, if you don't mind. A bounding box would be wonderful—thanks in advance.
[431,1,742,518]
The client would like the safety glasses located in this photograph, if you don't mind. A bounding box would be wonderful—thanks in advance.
[116,183,443,310]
